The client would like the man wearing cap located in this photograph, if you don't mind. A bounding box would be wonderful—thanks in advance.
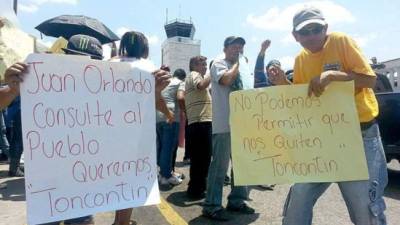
[253,39,284,88]
[62,34,104,60]
[202,36,255,221]
[269,7,388,225]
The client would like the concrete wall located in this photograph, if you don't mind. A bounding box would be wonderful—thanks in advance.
[161,37,201,75]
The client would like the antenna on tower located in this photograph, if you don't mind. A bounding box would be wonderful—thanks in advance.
[179,4,181,19]
[14,0,18,14]
[166,8,168,24]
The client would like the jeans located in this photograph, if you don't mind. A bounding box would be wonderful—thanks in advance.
[203,133,249,213]
[156,122,179,178]
[282,123,388,225]
[9,111,23,173]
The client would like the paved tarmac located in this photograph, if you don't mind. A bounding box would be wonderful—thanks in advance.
[1,148,400,225]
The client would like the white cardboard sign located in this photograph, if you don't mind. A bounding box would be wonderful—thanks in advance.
[21,54,160,225]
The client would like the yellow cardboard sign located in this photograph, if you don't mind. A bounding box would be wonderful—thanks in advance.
[229,82,369,185]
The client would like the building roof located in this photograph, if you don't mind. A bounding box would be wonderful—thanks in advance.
[164,19,196,39]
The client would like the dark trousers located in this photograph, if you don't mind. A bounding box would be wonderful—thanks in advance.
[186,121,212,194]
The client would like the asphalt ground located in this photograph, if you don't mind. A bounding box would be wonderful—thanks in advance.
[1,148,400,225]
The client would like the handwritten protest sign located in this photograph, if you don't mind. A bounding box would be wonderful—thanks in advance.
[21,54,160,224]
[229,82,369,185]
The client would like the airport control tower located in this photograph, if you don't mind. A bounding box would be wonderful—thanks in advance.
[161,19,200,74]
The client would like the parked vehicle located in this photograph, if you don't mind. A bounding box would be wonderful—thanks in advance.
[374,73,400,162]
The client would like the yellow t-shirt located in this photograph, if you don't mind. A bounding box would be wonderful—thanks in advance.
[293,32,378,122]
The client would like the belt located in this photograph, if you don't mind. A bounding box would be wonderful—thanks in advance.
[360,119,376,131]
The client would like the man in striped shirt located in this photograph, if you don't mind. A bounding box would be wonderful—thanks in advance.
[185,56,212,199]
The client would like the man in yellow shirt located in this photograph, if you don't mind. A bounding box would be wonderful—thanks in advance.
[270,7,388,225]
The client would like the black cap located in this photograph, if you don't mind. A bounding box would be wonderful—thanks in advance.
[62,34,103,60]
[224,36,246,47]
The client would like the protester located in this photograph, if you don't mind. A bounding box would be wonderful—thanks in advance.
[1,34,102,225]
[268,7,388,225]
[253,39,282,90]
[185,56,212,199]
[0,60,26,190]
[253,39,281,190]
[11,33,170,225]
[39,33,105,225]
[114,32,173,122]
[5,96,23,177]
[254,39,271,88]
[166,68,186,181]
[202,36,255,221]
[156,68,186,186]
[0,62,29,178]
[111,30,172,225]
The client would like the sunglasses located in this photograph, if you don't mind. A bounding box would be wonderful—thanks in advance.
[297,26,324,36]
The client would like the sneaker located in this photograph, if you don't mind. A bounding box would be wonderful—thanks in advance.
[167,175,182,185]
[19,164,25,172]
[160,176,182,186]
[173,172,185,180]
[202,208,230,221]
[8,168,24,177]
[226,203,255,214]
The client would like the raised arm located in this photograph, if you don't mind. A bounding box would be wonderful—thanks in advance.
[254,40,271,88]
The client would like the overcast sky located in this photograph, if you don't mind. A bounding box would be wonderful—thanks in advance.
[4,0,400,69]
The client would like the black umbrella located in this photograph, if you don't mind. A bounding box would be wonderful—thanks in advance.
[35,15,119,44]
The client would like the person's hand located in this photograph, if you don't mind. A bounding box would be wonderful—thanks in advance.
[268,65,287,85]
[308,71,332,97]
[153,69,171,94]
[4,62,28,95]
[166,110,175,124]
[260,39,271,53]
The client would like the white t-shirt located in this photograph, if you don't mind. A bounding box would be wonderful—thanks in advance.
[211,58,234,134]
